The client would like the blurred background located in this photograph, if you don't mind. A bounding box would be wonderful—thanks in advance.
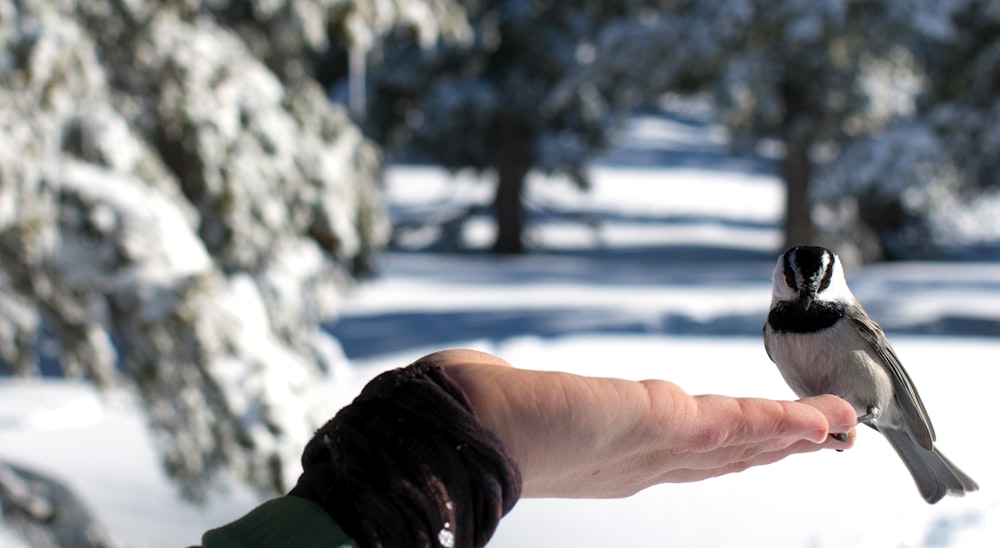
[1,1,999,546]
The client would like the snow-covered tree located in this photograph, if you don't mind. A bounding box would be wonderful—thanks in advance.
[590,1,919,252]
[362,0,636,254]
[816,121,961,261]
[816,0,1000,260]
[0,0,465,500]
[909,0,1000,194]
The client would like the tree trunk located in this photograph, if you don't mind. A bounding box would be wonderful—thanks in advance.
[779,80,815,249]
[781,139,814,249]
[491,120,531,254]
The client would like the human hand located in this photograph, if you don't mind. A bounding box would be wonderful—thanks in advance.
[428,348,858,498]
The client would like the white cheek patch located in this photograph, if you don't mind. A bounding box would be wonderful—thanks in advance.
[816,256,856,303]
[820,252,832,281]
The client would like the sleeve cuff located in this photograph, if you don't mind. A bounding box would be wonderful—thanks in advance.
[288,359,522,547]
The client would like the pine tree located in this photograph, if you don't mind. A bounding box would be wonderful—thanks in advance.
[364,0,634,254]
[0,0,464,499]
[590,1,918,252]
[816,1,1000,260]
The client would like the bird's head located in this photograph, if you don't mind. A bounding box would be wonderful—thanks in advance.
[770,245,853,309]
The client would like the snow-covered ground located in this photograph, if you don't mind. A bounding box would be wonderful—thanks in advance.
[2,111,999,546]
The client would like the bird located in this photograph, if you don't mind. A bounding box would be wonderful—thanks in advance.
[762,245,978,503]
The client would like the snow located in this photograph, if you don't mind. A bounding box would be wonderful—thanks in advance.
[57,159,210,290]
[3,112,1000,546]
[0,380,262,547]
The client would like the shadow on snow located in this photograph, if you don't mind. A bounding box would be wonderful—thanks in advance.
[329,244,1000,360]
[328,306,1000,361]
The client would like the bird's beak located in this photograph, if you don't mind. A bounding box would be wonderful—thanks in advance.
[801,294,814,310]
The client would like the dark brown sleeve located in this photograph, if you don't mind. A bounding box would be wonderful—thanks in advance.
[288,359,522,547]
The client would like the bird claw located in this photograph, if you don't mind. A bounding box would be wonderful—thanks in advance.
[828,405,879,448]
[857,405,880,425]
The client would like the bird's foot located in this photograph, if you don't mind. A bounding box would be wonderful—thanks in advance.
[857,405,880,424]
[830,433,848,443]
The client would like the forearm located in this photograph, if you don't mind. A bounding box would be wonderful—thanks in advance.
[440,354,679,497]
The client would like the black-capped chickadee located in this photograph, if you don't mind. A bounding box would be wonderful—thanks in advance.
[763,245,978,503]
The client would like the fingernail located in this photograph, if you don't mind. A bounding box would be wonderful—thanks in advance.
[807,429,828,444]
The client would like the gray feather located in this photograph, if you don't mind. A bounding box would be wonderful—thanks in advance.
[847,307,935,449]
[883,428,980,504]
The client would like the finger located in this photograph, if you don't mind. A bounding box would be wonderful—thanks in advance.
[420,348,513,369]
[818,425,857,450]
[637,428,820,477]
[656,432,854,484]
[655,441,813,483]
[795,394,859,439]
[740,431,856,471]
[688,395,840,449]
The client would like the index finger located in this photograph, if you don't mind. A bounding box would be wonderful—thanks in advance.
[795,394,859,437]
[687,394,855,450]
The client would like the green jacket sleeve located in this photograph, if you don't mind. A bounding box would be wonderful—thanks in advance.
[201,496,358,548]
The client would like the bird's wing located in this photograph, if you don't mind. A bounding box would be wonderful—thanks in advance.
[849,308,936,449]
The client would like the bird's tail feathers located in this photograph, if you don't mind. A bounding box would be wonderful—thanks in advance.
[883,428,978,504]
